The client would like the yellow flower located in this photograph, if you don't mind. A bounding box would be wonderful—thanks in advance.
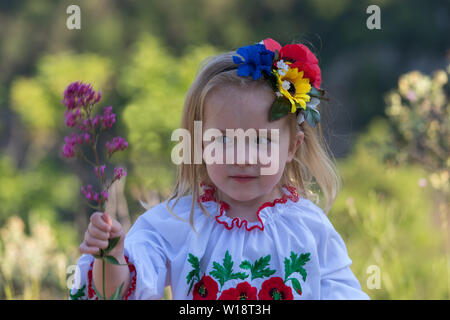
[276,65,311,112]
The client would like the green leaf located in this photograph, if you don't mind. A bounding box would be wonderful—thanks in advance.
[188,253,200,269]
[104,255,120,265]
[239,260,252,270]
[92,248,105,259]
[244,255,276,280]
[304,107,320,128]
[297,253,311,267]
[298,267,307,282]
[269,97,291,122]
[210,250,248,288]
[230,272,249,281]
[186,253,201,284]
[186,269,198,285]
[69,285,86,300]
[223,251,234,275]
[92,283,104,300]
[108,282,125,300]
[309,87,327,100]
[288,277,303,295]
[284,251,311,281]
[210,262,227,287]
[105,236,120,254]
[187,278,195,296]
[284,257,292,280]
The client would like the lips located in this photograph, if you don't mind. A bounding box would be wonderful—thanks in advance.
[230,175,257,178]
[230,175,257,183]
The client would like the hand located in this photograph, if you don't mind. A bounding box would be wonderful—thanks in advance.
[79,212,125,259]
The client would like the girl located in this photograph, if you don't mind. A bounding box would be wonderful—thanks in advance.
[71,38,370,300]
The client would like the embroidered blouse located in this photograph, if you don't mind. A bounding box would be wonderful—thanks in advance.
[69,182,370,300]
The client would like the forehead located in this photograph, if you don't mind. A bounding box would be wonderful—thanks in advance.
[203,84,287,131]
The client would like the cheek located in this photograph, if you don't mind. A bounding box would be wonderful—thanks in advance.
[205,163,226,180]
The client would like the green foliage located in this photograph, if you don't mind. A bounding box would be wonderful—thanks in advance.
[120,34,218,194]
[186,253,201,295]
[240,255,276,280]
[10,53,113,134]
[0,214,79,299]
[332,118,449,299]
[284,252,310,282]
[210,250,248,288]
[383,66,449,196]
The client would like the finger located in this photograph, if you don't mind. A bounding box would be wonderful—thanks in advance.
[109,218,123,235]
[85,233,109,249]
[88,223,110,241]
[90,212,111,232]
[102,212,112,227]
[79,242,101,255]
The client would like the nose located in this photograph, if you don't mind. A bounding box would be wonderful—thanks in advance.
[232,137,258,167]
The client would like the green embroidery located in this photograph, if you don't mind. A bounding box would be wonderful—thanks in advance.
[186,253,201,295]
[240,255,276,280]
[186,250,311,297]
[69,285,86,300]
[284,252,311,295]
[210,250,248,288]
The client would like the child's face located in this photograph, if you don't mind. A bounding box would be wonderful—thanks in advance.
[202,84,303,203]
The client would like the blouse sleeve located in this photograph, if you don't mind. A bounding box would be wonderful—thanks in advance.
[317,211,370,300]
[68,251,137,300]
[69,213,169,300]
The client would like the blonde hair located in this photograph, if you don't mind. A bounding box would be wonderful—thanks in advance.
[151,49,341,232]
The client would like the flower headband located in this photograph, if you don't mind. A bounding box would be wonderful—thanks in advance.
[231,38,327,128]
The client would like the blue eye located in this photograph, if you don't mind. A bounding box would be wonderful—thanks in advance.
[218,135,231,144]
[256,136,270,144]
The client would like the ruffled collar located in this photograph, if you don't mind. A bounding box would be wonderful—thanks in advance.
[197,181,300,232]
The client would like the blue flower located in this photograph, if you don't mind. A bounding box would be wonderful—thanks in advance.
[232,44,274,80]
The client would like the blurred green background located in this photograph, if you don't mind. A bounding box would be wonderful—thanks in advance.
[0,0,448,299]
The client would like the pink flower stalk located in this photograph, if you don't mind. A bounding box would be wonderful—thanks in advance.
[106,137,128,156]
[81,184,97,201]
[62,132,91,158]
[62,81,129,300]
[62,81,127,212]
[101,190,109,202]
[101,106,116,130]
[62,81,101,110]
[95,165,106,179]
[113,167,127,181]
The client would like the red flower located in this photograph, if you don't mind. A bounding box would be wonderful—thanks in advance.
[279,44,321,89]
[193,275,219,300]
[258,277,294,300]
[262,38,282,52]
[262,38,322,89]
[218,282,258,300]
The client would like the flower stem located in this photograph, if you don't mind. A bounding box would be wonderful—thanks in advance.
[102,258,106,299]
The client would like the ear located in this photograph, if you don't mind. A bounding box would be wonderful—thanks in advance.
[287,130,304,162]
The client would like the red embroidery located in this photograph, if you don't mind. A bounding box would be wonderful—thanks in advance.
[197,182,299,231]
[87,255,137,300]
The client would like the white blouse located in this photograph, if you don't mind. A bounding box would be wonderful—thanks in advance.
[69,182,370,300]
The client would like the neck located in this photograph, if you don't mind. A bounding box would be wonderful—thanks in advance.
[216,185,284,222]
